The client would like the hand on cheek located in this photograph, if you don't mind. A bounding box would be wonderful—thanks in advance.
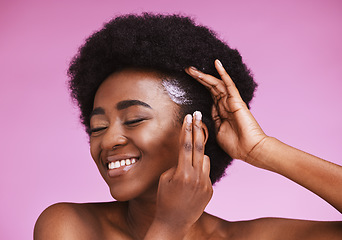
[154,111,213,232]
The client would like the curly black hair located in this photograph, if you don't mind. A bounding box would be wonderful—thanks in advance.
[68,13,257,184]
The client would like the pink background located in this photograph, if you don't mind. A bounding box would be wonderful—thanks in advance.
[1,0,341,239]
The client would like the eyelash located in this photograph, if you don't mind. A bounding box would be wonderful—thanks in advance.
[90,118,145,134]
[89,127,107,134]
[124,118,145,126]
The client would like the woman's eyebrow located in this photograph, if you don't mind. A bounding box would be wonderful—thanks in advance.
[116,100,152,110]
[90,107,105,119]
[90,100,152,119]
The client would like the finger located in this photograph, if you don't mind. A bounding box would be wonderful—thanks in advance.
[176,114,193,173]
[211,105,221,132]
[202,155,211,178]
[192,111,205,173]
[214,59,243,101]
[185,67,228,103]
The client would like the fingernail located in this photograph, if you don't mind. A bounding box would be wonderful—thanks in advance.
[186,114,193,125]
[190,66,198,72]
[216,59,223,67]
[193,111,202,122]
[189,67,203,79]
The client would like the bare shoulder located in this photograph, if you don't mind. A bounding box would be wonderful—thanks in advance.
[34,202,110,240]
[218,217,342,240]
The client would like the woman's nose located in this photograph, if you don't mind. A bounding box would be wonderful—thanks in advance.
[101,126,127,150]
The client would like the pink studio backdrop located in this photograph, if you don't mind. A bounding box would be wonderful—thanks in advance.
[1,0,341,239]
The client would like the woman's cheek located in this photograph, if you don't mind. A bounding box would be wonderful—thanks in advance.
[130,127,156,150]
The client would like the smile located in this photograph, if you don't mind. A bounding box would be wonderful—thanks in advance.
[108,158,137,170]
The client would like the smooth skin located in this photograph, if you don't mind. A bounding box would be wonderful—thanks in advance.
[34,63,342,239]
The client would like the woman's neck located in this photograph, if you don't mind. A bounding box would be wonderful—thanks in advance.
[125,195,158,239]
[123,198,214,239]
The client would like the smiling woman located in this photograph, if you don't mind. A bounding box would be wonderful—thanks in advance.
[34,13,342,239]
[90,69,182,201]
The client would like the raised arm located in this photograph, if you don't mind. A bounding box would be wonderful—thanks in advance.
[186,60,342,214]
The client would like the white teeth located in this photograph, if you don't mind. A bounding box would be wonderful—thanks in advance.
[126,159,131,165]
[108,158,137,170]
[108,162,115,170]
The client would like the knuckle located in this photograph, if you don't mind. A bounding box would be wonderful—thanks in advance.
[212,83,219,90]
[183,142,192,151]
[159,172,169,182]
[203,181,213,193]
[185,125,192,132]
[208,85,215,91]
[215,92,226,101]
[215,95,221,102]
[193,123,201,129]
[182,173,192,184]
[187,177,200,189]
[195,142,204,152]
[193,177,200,185]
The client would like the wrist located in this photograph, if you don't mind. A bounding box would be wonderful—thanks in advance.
[245,136,279,171]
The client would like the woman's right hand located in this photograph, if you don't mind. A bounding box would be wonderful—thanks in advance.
[144,112,213,239]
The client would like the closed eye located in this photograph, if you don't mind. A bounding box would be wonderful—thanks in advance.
[124,118,145,126]
[89,126,107,134]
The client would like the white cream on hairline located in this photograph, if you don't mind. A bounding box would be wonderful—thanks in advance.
[161,79,192,105]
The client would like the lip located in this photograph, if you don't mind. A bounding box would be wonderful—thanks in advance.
[102,154,140,178]
[107,161,138,178]
[104,154,140,164]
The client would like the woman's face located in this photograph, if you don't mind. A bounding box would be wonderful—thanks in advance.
[90,69,182,201]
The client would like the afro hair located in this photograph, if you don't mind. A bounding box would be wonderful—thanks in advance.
[68,13,257,184]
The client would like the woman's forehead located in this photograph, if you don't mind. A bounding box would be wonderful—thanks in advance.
[94,68,177,109]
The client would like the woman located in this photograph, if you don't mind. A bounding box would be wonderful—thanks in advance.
[34,13,342,239]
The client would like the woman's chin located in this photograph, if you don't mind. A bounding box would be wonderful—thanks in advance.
[110,190,134,202]
[108,184,159,202]
[109,186,146,202]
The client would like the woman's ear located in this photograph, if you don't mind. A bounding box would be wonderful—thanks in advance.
[202,122,209,145]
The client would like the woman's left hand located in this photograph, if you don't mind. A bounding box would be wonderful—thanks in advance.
[187,60,342,214]
[186,60,268,165]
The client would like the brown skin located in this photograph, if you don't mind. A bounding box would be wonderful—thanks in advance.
[34,66,342,239]
[89,69,182,203]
